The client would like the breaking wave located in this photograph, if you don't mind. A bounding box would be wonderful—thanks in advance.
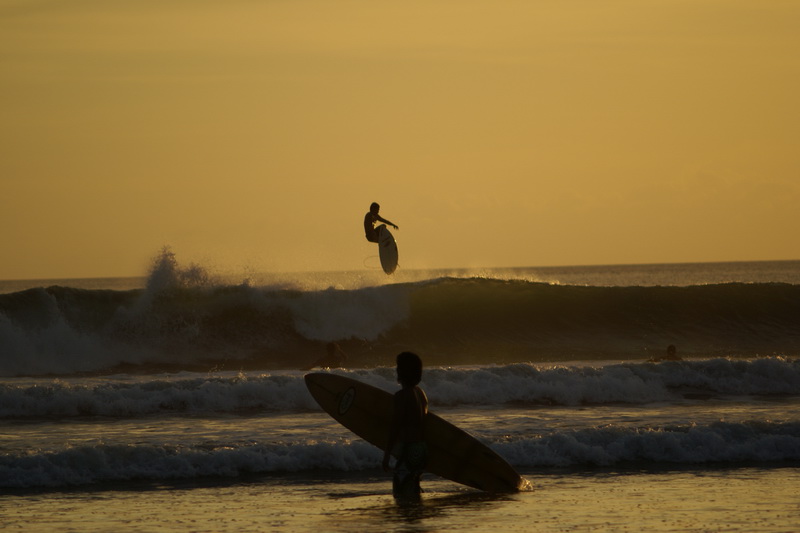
[1,250,799,376]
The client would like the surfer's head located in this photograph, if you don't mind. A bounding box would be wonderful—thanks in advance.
[396,351,422,387]
[370,202,380,214]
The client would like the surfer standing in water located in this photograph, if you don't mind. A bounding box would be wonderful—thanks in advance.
[383,352,428,501]
[364,202,398,243]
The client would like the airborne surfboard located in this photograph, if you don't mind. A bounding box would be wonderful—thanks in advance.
[377,226,398,274]
[304,372,531,493]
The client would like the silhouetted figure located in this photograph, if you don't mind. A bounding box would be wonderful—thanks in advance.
[383,352,428,502]
[364,202,398,243]
[650,344,682,362]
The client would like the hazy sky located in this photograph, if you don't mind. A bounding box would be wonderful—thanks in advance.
[1,0,798,279]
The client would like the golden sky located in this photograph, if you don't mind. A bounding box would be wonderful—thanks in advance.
[1,0,798,279]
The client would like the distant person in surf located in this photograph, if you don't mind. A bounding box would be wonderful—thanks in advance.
[383,351,428,502]
[364,202,398,243]
[649,344,682,362]
[664,344,681,361]
[304,342,347,370]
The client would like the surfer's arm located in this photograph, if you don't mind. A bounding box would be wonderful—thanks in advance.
[376,215,398,229]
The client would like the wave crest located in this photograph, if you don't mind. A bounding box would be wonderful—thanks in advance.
[1,271,799,376]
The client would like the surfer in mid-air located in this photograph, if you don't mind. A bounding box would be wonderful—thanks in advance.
[364,202,398,243]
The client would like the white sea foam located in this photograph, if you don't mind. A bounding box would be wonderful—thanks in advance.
[0,373,320,418]
[2,419,798,488]
[498,420,800,467]
[2,359,798,419]
[0,439,383,489]
[285,285,410,341]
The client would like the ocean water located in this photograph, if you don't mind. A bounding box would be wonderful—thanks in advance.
[1,258,799,532]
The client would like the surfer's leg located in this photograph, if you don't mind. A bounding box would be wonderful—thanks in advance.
[406,442,427,495]
[392,442,426,500]
[392,464,409,497]
[393,468,420,501]
[392,444,414,499]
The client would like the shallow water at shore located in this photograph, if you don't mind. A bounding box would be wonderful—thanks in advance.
[3,466,799,532]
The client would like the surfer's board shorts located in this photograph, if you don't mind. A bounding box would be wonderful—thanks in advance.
[392,441,428,499]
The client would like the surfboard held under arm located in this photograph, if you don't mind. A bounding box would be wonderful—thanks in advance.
[304,372,531,493]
